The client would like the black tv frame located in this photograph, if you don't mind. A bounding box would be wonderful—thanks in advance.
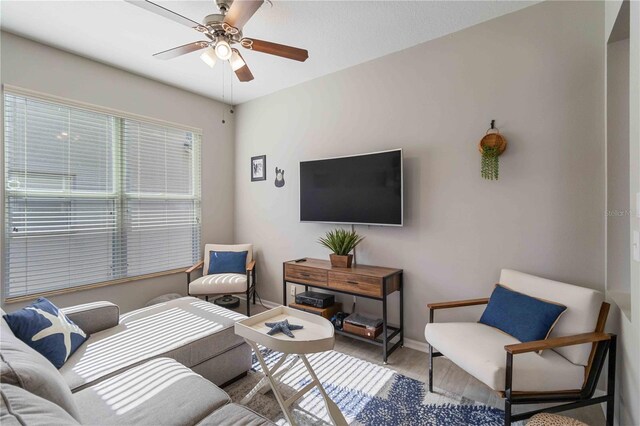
[299,148,403,227]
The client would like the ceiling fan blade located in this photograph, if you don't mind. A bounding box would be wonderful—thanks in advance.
[230,51,254,82]
[153,41,209,60]
[242,38,308,62]
[224,0,264,30]
[234,64,254,82]
[125,0,207,32]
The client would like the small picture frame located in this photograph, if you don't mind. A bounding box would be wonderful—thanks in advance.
[251,155,266,181]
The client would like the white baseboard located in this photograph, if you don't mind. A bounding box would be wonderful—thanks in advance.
[254,297,280,309]
[403,338,429,354]
[238,295,430,354]
[236,295,280,309]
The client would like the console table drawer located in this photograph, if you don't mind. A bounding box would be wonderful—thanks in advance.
[285,265,328,286]
[327,272,382,298]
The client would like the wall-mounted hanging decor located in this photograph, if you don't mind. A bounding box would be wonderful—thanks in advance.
[275,167,285,188]
[478,120,507,180]
[251,155,266,181]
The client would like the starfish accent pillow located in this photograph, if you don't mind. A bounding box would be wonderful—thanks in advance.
[3,298,87,368]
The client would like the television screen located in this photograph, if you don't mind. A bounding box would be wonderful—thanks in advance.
[300,149,403,226]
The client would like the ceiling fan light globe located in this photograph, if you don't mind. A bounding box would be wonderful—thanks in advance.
[215,40,232,60]
[229,49,246,71]
[200,48,217,68]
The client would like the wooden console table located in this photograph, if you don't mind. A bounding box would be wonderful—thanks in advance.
[282,258,403,363]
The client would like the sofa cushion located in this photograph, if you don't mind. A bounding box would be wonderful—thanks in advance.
[197,403,275,426]
[425,322,585,392]
[500,269,604,366]
[1,384,80,426]
[74,358,230,426]
[60,297,247,391]
[0,317,82,421]
[3,297,87,368]
[190,343,252,387]
[61,301,119,335]
[189,274,248,295]
[479,285,567,343]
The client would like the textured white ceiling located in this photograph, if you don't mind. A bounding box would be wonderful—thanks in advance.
[0,1,537,104]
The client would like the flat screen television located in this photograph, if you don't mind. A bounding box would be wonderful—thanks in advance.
[299,149,403,226]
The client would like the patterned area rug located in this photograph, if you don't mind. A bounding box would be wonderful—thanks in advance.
[225,349,514,426]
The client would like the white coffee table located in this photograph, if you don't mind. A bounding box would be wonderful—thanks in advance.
[235,306,347,426]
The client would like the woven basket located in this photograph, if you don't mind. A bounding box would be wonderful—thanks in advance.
[478,129,507,155]
[527,413,587,426]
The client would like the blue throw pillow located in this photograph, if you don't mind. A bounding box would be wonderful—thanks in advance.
[3,298,87,369]
[479,285,567,343]
[208,250,248,275]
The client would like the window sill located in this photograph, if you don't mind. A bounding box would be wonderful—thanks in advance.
[3,267,187,304]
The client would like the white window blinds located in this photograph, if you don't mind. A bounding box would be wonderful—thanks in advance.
[3,91,201,298]
[122,121,201,277]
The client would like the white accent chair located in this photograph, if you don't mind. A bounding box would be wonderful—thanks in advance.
[424,269,616,426]
[185,244,256,316]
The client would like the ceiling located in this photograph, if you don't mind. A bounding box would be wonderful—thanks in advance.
[0,1,537,105]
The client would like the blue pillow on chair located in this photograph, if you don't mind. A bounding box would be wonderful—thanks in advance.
[208,250,248,275]
[479,285,567,343]
[3,298,87,368]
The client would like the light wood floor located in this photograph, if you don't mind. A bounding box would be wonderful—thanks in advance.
[232,301,605,425]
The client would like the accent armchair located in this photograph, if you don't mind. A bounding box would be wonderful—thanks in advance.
[425,269,616,426]
[185,243,256,316]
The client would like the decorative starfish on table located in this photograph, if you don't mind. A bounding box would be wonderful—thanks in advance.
[265,319,303,338]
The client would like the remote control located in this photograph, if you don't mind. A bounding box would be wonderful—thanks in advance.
[294,258,307,263]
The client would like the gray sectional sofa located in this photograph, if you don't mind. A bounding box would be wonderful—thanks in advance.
[1,296,273,425]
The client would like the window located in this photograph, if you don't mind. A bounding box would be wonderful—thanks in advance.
[3,91,201,298]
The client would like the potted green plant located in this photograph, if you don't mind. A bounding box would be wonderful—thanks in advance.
[318,228,364,268]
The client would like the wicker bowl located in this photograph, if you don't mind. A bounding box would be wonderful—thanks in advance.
[478,130,507,155]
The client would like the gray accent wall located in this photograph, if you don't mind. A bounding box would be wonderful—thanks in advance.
[234,0,606,342]
[0,32,236,313]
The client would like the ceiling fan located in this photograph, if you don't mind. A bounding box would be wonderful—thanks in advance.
[125,0,309,82]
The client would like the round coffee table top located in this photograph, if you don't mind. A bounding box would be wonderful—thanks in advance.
[235,306,335,354]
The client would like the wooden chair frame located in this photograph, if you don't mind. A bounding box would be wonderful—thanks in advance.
[427,299,616,426]
[185,259,257,316]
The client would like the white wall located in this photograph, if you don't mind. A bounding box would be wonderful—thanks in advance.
[234,0,605,342]
[0,32,236,313]
[627,3,640,426]
[606,0,625,42]
[605,0,640,424]
[607,38,631,306]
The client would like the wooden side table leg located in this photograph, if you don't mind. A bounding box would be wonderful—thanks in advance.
[300,355,347,426]
[247,341,297,426]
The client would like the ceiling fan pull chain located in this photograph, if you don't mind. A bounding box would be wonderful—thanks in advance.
[222,62,226,124]
[230,73,234,114]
